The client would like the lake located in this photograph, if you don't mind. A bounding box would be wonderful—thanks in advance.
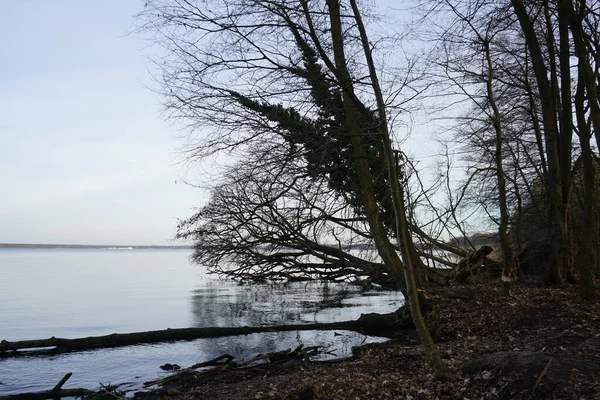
[0,248,404,395]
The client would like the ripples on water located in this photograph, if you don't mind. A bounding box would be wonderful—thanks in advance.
[0,249,403,395]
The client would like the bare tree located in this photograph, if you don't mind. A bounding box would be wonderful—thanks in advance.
[425,0,518,294]
[420,0,598,297]
[176,139,394,284]
[140,0,446,373]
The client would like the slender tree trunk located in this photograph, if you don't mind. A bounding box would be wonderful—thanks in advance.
[322,5,399,276]
[561,0,600,148]
[557,0,577,283]
[575,70,597,300]
[526,81,548,180]
[512,0,570,284]
[347,0,447,374]
[298,0,407,290]
[483,41,513,296]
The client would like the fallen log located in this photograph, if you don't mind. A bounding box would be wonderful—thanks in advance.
[188,354,235,370]
[0,388,94,400]
[1,313,410,357]
[0,372,94,400]
[448,246,495,283]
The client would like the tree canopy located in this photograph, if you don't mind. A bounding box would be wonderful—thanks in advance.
[139,0,600,373]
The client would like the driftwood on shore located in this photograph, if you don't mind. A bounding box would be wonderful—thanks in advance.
[449,246,495,283]
[0,372,94,400]
[144,344,327,389]
[1,312,410,357]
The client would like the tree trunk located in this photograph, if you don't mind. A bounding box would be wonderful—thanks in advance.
[560,0,600,149]
[299,0,407,292]
[483,40,513,296]
[347,0,447,374]
[575,70,597,300]
[556,0,576,284]
[511,0,571,285]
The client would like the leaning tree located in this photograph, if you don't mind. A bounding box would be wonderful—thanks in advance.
[140,0,447,373]
[176,137,394,285]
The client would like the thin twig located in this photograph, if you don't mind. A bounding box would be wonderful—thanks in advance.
[529,358,552,399]
[51,372,72,392]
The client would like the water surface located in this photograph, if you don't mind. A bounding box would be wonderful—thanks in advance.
[0,248,403,395]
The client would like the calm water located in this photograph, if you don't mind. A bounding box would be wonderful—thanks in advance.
[0,249,403,395]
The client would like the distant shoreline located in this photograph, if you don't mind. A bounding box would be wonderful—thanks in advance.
[0,243,192,250]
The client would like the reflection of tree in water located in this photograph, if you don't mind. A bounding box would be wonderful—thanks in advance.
[313,281,355,309]
[186,279,398,362]
[188,280,364,328]
[188,330,387,364]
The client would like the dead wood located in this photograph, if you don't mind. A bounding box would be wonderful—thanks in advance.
[1,311,412,358]
[530,358,553,399]
[449,246,495,283]
[145,353,237,387]
[143,345,325,389]
[51,372,72,392]
[188,354,235,370]
[0,372,94,400]
[0,388,95,400]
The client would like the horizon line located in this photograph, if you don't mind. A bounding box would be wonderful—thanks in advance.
[0,243,193,249]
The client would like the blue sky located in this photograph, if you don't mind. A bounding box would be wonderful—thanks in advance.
[0,1,201,245]
[0,1,435,246]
